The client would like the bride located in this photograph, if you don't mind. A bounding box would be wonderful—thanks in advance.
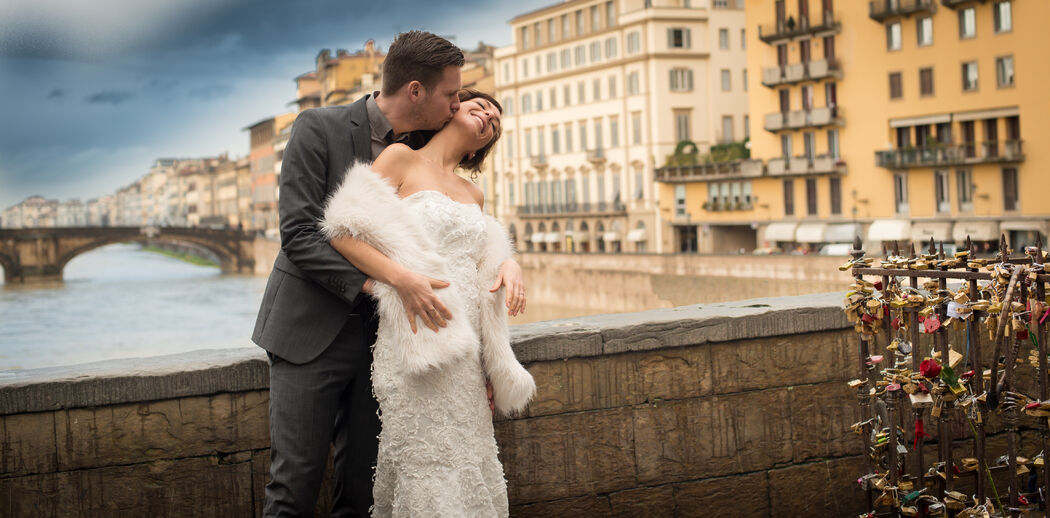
[320,89,535,517]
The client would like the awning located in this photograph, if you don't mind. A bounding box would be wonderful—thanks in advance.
[867,219,911,242]
[910,221,954,244]
[626,228,648,242]
[795,222,828,243]
[824,223,861,243]
[1000,220,1048,234]
[764,222,798,242]
[954,106,1019,122]
[602,232,621,242]
[890,114,951,128]
[544,232,562,243]
[952,221,1000,242]
[530,232,545,243]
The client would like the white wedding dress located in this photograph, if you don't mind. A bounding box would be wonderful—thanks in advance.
[370,190,509,518]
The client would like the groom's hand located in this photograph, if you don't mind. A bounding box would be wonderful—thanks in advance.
[489,258,526,317]
[486,379,495,415]
[394,270,452,333]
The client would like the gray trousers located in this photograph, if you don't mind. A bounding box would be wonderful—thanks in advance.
[264,314,380,517]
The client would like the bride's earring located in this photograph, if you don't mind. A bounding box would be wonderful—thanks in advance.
[469,153,476,160]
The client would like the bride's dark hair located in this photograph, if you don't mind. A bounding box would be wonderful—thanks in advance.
[457,89,502,175]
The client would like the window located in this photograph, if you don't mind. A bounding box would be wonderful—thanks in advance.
[503,97,513,116]
[537,128,546,156]
[606,1,615,27]
[920,67,934,96]
[581,172,589,203]
[742,69,748,92]
[741,28,747,50]
[565,124,573,152]
[521,60,529,79]
[779,89,790,114]
[578,81,586,103]
[956,169,973,212]
[889,72,903,99]
[801,84,813,111]
[522,93,532,113]
[631,112,642,145]
[597,174,605,203]
[574,45,586,66]
[935,170,950,213]
[605,37,618,59]
[610,116,619,147]
[1002,167,1018,211]
[917,16,933,46]
[608,75,617,98]
[721,116,733,143]
[525,129,533,156]
[780,134,792,158]
[592,78,601,100]
[720,69,731,91]
[503,63,510,84]
[508,182,515,206]
[887,22,902,51]
[997,56,1014,87]
[563,84,571,106]
[534,23,542,46]
[675,185,686,217]
[536,90,543,111]
[579,121,588,149]
[823,35,835,60]
[783,179,795,216]
[668,28,692,49]
[627,32,640,54]
[548,19,556,42]
[590,5,600,31]
[670,68,694,91]
[561,49,571,69]
[521,27,529,49]
[627,72,640,95]
[828,129,839,159]
[719,28,729,49]
[805,178,818,216]
[547,52,557,73]
[561,14,570,38]
[548,87,557,109]
[534,55,541,76]
[744,115,750,139]
[675,110,691,142]
[803,131,816,158]
[894,172,908,214]
[590,41,602,62]
[994,1,1012,33]
[959,7,976,39]
[504,131,513,159]
[962,61,978,91]
[830,177,842,215]
[594,119,603,149]
[576,10,584,35]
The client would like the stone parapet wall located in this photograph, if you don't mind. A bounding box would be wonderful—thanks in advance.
[0,293,875,517]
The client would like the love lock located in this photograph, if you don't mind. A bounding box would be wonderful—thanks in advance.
[923,315,941,333]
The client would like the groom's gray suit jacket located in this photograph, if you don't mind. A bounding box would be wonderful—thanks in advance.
[251,96,377,364]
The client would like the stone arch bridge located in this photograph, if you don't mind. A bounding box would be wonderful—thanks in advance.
[0,227,257,283]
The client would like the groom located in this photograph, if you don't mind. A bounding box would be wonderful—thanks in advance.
[252,31,526,517]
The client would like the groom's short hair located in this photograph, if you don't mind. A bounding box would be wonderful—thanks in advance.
[382,31,464,96]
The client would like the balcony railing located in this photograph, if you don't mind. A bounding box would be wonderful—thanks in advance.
[874,140,1025,169]
[759,10,841,44]
[529,154,548,169]
[761,59,840,87]
[654,160,763,183]
[586,148,606,164]
[869,0,936,22]
[516,201,626,217]
[940,0,980,8]
[764,106,842,132]
[768,154,846,176]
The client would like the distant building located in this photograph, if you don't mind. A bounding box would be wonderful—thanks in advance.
[244,114,297,233]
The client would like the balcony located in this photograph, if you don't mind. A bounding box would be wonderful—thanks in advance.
[654,160,763,183]
[759,11,841,44]
[586,148,606,164]
[941,0,984,8]
[768,154,846,176]
[761,59,840,88]
[529,154,548,169]
[764,107,842,132]
[874,140,1024,169]
[516,201,626,218]
[869,0,936,22]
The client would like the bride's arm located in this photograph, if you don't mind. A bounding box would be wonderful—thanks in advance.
[328,144,453,334]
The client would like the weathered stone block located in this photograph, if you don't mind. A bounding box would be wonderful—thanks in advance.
[1,411,57,476]
[632,391,793,485]
[768,456,868,517]
[524,347,711,418]
[0,455,252,517]
[510,495,612,517]
[607,485,674,517]
[789,383,865,462]
[709,330,854,395]
[56,391,269,470]
[674,472,769,517]
[497,408,636,503]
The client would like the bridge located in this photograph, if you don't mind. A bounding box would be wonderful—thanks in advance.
[0,226,257,283]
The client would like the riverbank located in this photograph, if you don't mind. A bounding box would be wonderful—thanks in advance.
[142,244,217,267]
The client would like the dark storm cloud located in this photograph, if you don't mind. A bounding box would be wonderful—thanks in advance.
[85,90,134,105]
[45,88,65,100]
[187,84,233,101]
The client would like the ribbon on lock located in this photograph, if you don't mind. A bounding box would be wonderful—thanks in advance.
[913,418,932,448]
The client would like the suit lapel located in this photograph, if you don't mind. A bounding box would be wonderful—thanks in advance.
[349,95,371,162]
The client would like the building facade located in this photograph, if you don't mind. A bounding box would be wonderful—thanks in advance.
[494,0,749,254]
[661,0,1047,255]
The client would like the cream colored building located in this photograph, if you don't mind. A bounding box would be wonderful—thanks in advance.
[493,0,748,254]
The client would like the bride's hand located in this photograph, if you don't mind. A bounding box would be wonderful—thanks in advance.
[486,379,495,415]
[489,258,526,317]
[393,270,452,333]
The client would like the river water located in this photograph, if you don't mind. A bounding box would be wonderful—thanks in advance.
[0,244,600,371]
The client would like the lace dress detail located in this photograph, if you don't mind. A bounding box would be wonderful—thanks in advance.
[371,190,509,518]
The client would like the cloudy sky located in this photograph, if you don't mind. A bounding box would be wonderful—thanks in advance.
[0,0,553,209]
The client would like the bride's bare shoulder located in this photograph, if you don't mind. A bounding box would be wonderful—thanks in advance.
[373,144,417,185]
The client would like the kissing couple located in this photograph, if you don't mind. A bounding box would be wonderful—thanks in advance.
[252,30,535,517]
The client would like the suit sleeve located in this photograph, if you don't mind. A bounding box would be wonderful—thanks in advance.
[278,109,369,306]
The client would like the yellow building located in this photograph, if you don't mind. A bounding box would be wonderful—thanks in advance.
[660,0,1047,255]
